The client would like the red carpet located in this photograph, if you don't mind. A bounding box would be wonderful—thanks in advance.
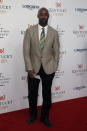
[0,97,87,131]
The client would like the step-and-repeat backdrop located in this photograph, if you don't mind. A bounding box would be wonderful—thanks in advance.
[0,0,87,114]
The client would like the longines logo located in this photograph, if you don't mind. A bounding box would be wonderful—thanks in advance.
[73,86,86,91]
[22,4,39,10]
[73,25,87,38]
[75,8,87,13]
[0,48,13,63]
[49,1,67,16]
[0,24,10,38]
[72,64,87,76]
[0,73,11,86]
[74,48,87,53]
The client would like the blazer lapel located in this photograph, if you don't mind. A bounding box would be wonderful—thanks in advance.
[45,25,50,44]
[35,24,41,51]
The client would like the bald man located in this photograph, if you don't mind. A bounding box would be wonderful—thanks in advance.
[23,7,60,128]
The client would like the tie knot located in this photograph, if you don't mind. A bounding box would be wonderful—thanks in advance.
[42,27,44,31]
[42,28,45,34]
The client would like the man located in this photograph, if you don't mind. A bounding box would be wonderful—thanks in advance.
[23,7,60,128]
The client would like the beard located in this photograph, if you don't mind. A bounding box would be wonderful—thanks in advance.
[39,18,48,26]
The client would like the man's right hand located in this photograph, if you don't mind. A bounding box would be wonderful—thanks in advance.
[28,69,35,78]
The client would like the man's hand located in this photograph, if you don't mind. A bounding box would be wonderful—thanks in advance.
[28,69,35,78]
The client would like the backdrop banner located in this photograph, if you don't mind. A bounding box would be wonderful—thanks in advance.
[0,0,87,114]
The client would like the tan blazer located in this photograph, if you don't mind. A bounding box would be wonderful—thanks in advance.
[23,24,60,74]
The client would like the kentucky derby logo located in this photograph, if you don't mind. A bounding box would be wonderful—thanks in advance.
[79,25,84,30]
[52,85,66,98]
[73,25,87,38]
[49,1,67,16]
[0,95,5,101]
[55,86,60,91]
[78,64,83,69]
[0,48,4,53]
[0,0,3,4]
[56,2,61,8]
[72,64,87,76]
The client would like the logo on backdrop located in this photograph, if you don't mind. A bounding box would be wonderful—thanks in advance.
[55,69,64,78]
[0,0,11,14]
[21,24,34,35]
[0,0,3,3]
[0,95,5,101]
[22,4,39,10]
[21,75,27,85]
[52,85,66,99]
[0,73,11,87]
[73,25,87,38]
[0,48,4,53]
[0,99,13,110]
[56,1,61,8]
[0,94,13,111]
[56,25,66,37]
[72,64,87,76]
[73,86,86,91]
[74,48,87,53]
[0,48,13,63]
[60,50,67,58]
[75,8,87,13]
[0,24,10,38]
[49,1,67,16]
[23,96,28,100]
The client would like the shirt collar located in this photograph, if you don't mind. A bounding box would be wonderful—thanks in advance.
[38,24,48,30]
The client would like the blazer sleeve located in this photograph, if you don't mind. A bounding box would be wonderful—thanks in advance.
[23,29,33,71]
[53,31,60,66]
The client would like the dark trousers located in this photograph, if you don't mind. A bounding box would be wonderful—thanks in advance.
[27,65,55,119]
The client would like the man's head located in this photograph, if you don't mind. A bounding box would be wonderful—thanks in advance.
[37,7,49,27]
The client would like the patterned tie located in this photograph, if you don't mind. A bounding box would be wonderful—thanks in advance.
[40,27,45,51]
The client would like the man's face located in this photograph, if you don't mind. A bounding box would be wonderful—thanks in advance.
[38,9,49,26]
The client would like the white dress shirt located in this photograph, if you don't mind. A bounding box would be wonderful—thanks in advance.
[38,24,48,40]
